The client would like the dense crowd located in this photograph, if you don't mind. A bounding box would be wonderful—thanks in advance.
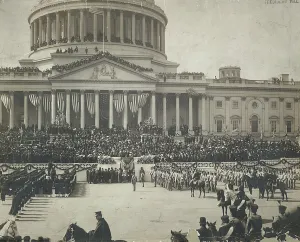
[52,51,153,73]
[0,124,300,164]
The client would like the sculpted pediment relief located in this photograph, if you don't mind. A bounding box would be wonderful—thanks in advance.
[50,59,157,83]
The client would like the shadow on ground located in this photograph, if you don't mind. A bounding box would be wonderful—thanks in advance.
[69,183,87,197]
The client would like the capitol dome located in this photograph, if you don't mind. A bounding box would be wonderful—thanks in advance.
[26,0,171,71]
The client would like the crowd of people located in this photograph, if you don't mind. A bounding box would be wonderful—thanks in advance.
[1,124,300,164]
[87,167,135,184]
[52,51,153,73]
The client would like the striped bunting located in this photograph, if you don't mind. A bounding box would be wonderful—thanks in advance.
[43,94,51,113]
[0,93,11,111]
[86,93,95,117]
[113,94,124,113]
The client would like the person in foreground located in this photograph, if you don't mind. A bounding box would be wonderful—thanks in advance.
[89,211,112,242]
[197,217,213,241]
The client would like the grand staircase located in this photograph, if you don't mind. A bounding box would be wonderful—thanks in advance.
[16,197,54,222]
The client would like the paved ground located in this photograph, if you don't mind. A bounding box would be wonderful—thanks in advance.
[1,182,300,241]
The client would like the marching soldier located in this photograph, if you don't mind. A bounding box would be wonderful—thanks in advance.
[131,172,137,192]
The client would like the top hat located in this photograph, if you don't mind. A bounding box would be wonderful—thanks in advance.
[199,217,206,225]
[95,211,102,216]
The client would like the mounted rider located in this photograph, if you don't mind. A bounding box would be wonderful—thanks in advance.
[88,211,112,242]
[272,204,288,231]
[246,204,263,241]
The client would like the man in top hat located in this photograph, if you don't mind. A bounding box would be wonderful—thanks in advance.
[131,172,137,191]
[218,215,230,237]
[246,204,262,241]
[89,211,112,242]
[196,217,212,242]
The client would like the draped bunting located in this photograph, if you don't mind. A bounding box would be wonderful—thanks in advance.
[128,94,139,115]
[57,92,65,112]
[71,92,80,115]
[86,93,95,117]
[138,93,149,108]
[113,94,124,113]
[0,93,11,111]
[43,94,51,113]
[29,94,40,107]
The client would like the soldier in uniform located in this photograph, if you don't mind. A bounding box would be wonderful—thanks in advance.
[131,172,137,191]
[88,211,112,242]
[196,217,213,242]
[246,204,263,241]
[272,204,288,231]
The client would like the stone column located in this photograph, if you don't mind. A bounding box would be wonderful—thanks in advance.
[160,24,164,52]
[33,21,38,45]
[109,90,114,129]
[93,13,98,42]
[161,24,165,52]
[107,9,111,42]
[137,91,142,125]
[39,17,43,44]
[209,96,214,133]
[150,18,154,47]
[46,15,51,44]
[95,90,100,128]
[66,90,71,125]
[80,90,85,129]
[120,11,124,43]
[163,93,167,130]
[156,21,160,50]
[176,93,180,132]
[131,13,136,44]
[56,12,60,40]
[188,95,193,131]
[9,92,14,129]
[264,97,269,134]
[30,23,34,47]
[123,91,128,129]
[51,90,56,124]
[295,98,299,134]
[241,97,246,134]
[142,15,146,46]
[80,10,84,41]
[24,92,28,128]
[67,11,72,43]
[198,96,201,126]
[201,95,206,134]
[151,91,156,125]
[279,98,284,135]
[38,92,43,130]
[225,97,230,131]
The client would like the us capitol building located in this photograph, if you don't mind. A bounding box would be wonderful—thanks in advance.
[0,0,299,138]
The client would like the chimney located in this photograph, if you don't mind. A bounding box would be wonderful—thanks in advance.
[280,74,289,82]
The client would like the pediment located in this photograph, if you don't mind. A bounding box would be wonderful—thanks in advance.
[49,58,158,82]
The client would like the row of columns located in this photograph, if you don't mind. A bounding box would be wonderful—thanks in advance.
[30,9,165,52]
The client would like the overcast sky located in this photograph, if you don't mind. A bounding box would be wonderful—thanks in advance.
[0,0,300,80]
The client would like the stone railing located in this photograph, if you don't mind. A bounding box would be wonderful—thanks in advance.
[212,78,298,87]
[157,73,206,82]
[0,72,45,80]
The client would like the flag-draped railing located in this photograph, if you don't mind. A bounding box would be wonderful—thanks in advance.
[57,92,65,113]
[43,94,51,113]
[0,93,11,112]
[113,94,124,114]
[86,93,95,117]
[72,92,80,117]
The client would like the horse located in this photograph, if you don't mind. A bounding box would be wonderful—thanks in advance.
[0,219,20,239]
[189,179,197,197]
[217,189,229,216]
[170,230,188,242]
[242,174,256,195]
[206,221,219,240]
[197,180,206,198]
[63,223,127,242]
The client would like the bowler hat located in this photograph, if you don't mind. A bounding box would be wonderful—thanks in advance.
[221,215,229,223]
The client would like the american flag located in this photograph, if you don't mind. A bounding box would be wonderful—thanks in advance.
[100,93,109,120]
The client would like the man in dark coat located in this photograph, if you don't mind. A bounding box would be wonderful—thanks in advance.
[89,211,112,242]
[246,204,262,241]
[197,217,213,241]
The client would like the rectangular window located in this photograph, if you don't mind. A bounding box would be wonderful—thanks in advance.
[216,101,223,108]
[286,121,292,133]
[271,121,277,132]
[217,120,223,133]
[271,101,277,109]
[232,101,238,109]
[286,102,292,109]
[232,120,239,130]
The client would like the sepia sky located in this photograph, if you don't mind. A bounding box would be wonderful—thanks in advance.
[0,0,300,80]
